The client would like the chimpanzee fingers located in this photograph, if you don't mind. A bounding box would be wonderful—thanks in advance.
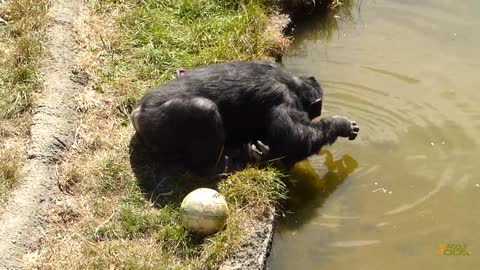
[348,131,358,140]
[255,140,270,156]
[349,121,359,140]
[331,116,356,138]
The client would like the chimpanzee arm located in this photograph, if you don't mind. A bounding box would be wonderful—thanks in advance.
[267,104,358,166]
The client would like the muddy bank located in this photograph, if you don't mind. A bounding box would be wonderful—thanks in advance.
[0,0,82,268]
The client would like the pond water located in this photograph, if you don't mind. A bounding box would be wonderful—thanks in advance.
[267,0,480,269]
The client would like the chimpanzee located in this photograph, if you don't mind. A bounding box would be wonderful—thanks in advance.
[130,61,359,176]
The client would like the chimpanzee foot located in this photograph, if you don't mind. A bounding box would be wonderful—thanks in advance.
[247,140,270,161]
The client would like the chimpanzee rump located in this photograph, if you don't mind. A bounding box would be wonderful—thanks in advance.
[131,61,359,175]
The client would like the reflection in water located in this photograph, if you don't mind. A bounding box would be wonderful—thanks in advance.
[268,0,480,269]
[279,150,358,230]
[288,0,356,43]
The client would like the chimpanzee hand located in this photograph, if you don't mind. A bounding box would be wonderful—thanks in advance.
[331,116,359,140]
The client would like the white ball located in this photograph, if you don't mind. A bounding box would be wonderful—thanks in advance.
[180,188,229,235]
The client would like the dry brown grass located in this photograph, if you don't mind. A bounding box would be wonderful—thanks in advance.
[32,1,289,269]
[0,0,49,203]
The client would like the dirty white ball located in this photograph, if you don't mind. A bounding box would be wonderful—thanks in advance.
[180,188,228,235]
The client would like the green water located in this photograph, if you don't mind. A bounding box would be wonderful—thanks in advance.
[267,0,480,269]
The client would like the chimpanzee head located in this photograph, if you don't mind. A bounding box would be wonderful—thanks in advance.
[299,76,323,120]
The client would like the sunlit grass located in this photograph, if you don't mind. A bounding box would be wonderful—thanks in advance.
[0,0,49,118]
[0,0,49,202]
[37,0,289,268]
[0,148,20,203]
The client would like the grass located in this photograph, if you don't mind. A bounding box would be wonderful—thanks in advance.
[33,0,355,268]
[0,0,49,118]
[0,147,20,203]
[84,0,289,111]
[42,139,286,269]
[35,0,289,269]
[0,0,49,202]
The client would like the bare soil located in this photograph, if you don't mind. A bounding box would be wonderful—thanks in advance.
[0,0,82,268]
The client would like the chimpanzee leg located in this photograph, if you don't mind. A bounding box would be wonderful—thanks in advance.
[132,96,225,175]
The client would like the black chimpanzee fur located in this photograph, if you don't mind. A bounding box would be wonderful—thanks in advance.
[131,61,359,176]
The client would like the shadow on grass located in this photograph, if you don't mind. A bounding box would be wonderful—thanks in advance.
[129,134,221,208]
[129,132,358,225]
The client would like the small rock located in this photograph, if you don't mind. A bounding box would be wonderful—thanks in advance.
[0,17,6,25]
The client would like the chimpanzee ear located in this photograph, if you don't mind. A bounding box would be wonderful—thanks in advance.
[308,98,322,119]
[305,76,320,88]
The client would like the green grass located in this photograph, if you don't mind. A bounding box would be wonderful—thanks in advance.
[0,0,49,118]
[38,0,358,268]
[36,0,290,268]
[0,0,49,203]
[50,144,285,269]
[87,0,286,116]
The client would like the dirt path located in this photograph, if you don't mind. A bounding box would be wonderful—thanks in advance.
[0,0,82,268]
